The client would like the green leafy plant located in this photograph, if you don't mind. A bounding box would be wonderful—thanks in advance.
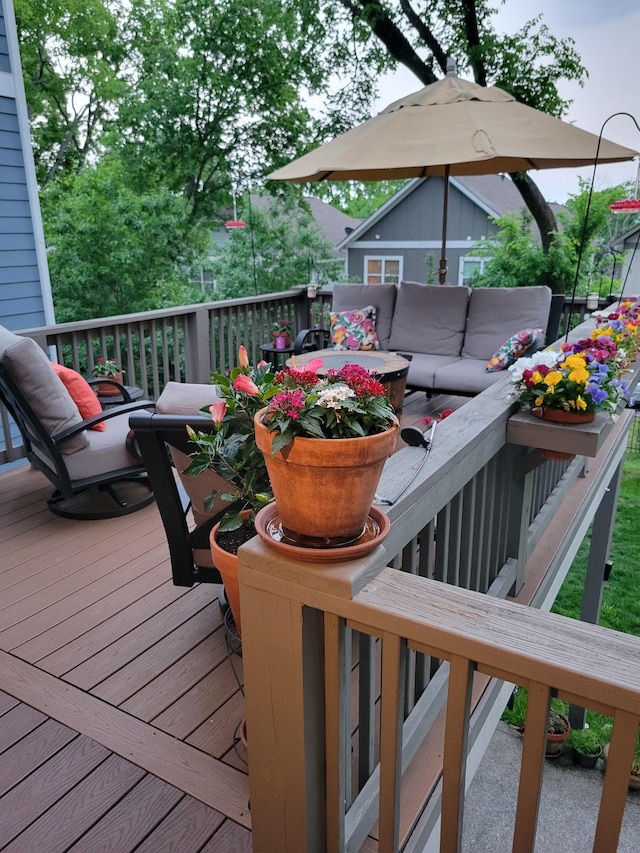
[184,346,275,532]
[271,318,293,336]
[568,727,602,757]
[92,357,123,378]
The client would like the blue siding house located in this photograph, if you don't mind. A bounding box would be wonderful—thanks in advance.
[0,0,54,331]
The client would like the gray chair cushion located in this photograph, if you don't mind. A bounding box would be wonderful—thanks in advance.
[461,286,552,360]
[389,283,470,355]
[63,412,143,478]
[331,283,397,350]
[0,326,88,454]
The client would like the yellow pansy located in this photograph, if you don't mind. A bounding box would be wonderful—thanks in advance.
[576,396,587,410]
[535,395,545,407]
[568,366,589,383]
[544,371,563,387]
[531,370,544,384]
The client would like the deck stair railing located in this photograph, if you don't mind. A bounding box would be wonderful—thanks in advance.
[239,358,639,851]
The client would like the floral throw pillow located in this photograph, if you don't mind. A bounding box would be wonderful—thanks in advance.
[486,328,545,373]
[330,305,380,351]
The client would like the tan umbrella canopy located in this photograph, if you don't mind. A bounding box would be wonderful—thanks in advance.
[268,73,638,282]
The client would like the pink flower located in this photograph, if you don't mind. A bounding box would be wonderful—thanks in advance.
[257,360,268,368]
[209,401,227,423]
[233,374,260,396]
[422,416,433,426]
[305,358,324,373]
[440,408,453,419]
[238,345,249,369]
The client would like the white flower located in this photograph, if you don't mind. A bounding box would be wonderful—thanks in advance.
[316,384,356,409]
[508,349,561,382]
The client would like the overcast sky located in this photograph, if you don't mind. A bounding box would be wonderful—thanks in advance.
[374,1,640,204]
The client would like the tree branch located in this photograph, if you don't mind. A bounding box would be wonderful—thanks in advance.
[337,0,436,85]
[460,0,486,85]
[398,0,447,75]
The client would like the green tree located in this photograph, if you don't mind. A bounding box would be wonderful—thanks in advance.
[209,196,344,298]
[15,0,127,185]
[468,211,577,293]
[42,156,208,321]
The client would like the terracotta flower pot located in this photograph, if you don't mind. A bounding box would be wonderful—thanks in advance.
[545,710,570,758]
[254,409,398,547]
[532,407,596,425]
[209,512,255,636]
[96,372,123,396]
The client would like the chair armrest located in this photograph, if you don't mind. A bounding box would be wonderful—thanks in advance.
[52,399,156,444]
[293,328,331,355]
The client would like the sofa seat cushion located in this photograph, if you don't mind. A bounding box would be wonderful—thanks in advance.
[461,286,552,360]
[330,305,380,350]
[401,353,461,390]
[432,358,509,395]
[156,381,231,526]
[389,283,470,355]
[0,327,88,454]
[331,284,397,350]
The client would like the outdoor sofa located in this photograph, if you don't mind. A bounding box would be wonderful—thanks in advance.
[299,282,554,396]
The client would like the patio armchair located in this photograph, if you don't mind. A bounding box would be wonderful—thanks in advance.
[0,324,155,519]
[129,381,234,588]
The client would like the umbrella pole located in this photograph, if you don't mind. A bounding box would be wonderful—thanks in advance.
[438,165,450,284]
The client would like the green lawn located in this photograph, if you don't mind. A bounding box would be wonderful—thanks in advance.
[502,441,640,758]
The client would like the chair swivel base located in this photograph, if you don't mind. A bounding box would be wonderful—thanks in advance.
[47,476,155,520]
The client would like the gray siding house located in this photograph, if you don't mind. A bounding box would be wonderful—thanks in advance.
[338,174,551,286]
[0,0,53,331]
[611,222,640,296]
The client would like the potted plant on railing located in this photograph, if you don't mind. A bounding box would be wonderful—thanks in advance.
[254,360,398,553]
[91,357,125,397]
[508,345,633,459]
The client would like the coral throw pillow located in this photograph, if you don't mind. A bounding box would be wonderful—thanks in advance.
[486,328,545,372]
[50,362,106,430]
[330,305,380,351]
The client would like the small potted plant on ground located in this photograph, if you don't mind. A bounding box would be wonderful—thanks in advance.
[92,357,125,396]
[568,727,603,768]
[545,707,571,757]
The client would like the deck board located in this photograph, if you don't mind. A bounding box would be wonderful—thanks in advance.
[0,392,458,849]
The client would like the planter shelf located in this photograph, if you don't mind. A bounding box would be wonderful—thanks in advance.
[506,409,612,459]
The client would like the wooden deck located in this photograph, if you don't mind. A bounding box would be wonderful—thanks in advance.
[0,391,457,851]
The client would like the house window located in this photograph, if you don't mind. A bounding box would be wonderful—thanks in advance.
[364,256,402,285]
[459,256,488,286]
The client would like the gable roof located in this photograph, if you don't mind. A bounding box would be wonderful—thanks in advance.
[337,174,565,249]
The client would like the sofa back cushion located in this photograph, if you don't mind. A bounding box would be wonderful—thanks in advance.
[331,284,397,350]
[461,286,552,360]
[389,283,471,355]
[0,326,88,454]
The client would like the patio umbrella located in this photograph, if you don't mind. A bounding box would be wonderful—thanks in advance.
[268,72,638,282]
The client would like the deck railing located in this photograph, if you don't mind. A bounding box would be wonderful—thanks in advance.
[0,290,609,464]
[238,341,639,851]
[0,287,332,463]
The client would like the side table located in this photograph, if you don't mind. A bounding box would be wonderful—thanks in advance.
[260,343,295,369]
[97,385,145,407]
